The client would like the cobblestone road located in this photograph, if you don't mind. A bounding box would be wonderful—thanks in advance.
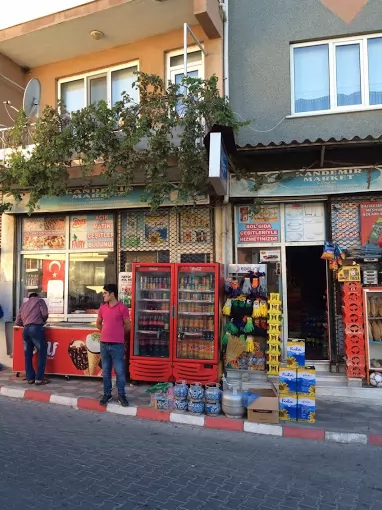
[0,397,381,510]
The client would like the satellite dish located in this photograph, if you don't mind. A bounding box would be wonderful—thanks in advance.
[23,78,41,118]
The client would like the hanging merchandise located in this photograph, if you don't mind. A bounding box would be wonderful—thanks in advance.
[230,280,242,298]
[244,317,255,334]
[321,241,336,260]
[222,298,232,316]
[242,277,252,296]
[224,278,232,294]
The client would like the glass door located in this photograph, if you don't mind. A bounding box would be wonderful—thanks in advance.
[133,265,172,358]
[176,266,216,361]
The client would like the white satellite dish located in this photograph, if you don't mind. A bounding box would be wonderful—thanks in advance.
[23,78,41,118]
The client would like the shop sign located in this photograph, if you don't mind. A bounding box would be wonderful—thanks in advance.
[360,202,382,246]
[230,167,382,198]
[70,214,114,250]
[22,216,66,251]
[285,203,325,242]
[208,132,228,195]
[179,209,211,243]
[259,249,281,262]
[6,186,209,214]
[236,205,280,244]
[228,264,267,274]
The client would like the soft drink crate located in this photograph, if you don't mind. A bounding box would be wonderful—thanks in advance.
[343,282,362,294]
[345,343,365,357]
[286,339,305,367]
[269,293,282,304]
[347,365,366,378]
[342,291,362,304]
[268,343,281,354]
[268,313,282,323]
[345,323,364,335]
[342,313,364,325]
[345,355,366,368]
[297,366,316,396]
[268,333,281,344]
[342,302,363,315]
[344,333,365,347]
[268,302,281,313]
[268,323,282,334]
[267,363,279,375]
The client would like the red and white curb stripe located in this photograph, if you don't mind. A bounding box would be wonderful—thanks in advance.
[1,385,380,446]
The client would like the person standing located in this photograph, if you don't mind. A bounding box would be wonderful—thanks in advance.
[15,292,49,385]
[96,284,130,406]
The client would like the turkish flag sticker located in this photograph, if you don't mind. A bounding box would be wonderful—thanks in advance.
[320,0,369,23]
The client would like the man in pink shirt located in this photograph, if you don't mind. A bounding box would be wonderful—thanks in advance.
[96,284,131,406]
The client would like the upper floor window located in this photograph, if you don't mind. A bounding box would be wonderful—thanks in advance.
[291,35,382,115]
[58,62,139,113]
[166,48,204,114]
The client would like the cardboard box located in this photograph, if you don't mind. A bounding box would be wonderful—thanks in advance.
[297,396,316,423]
[297,366,316,396]
[286,339,305,367]
[279,365,298,395]
[279,394,298,422]
[247,388,279,424]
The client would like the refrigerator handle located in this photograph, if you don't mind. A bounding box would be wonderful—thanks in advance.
[172,305,176,319]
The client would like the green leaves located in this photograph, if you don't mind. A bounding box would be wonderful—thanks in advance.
[0,73,245,213]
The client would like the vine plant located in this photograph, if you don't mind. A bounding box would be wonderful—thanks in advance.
[0,73,247,213]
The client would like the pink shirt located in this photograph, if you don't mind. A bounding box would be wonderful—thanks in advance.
[98,302,130,344]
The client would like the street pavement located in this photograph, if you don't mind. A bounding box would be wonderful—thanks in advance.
[0,397,381,510]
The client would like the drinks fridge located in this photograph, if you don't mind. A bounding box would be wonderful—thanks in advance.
[130,263,221,383]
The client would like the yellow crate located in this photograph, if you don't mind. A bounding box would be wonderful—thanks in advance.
[268,333,281,344]
[268,323,282,334]
[268,313,282,323]
[267,363,279,375]
[269,302,281,313]
[268,353,280,364]
[267,343,281,354]
[269,293,281,304]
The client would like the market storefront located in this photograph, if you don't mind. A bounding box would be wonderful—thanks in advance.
[7,186,216,377]
[230,166,382,377]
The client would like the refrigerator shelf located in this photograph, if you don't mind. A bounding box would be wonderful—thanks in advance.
[180,331,214,336]
[179,289,214,293]
[178,300,214,304]
[140,288,170,292]
[178,312,214,316]
[138,298,169,302]
[137,330,168,335]
[139,310,170,313]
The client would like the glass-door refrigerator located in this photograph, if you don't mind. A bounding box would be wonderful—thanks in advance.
[130,263,174,382]
[173,263,220,383]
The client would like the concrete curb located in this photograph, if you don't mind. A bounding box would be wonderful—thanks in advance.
[0,385,379,446]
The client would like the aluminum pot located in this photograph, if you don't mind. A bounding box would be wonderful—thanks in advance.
[222,386,245,419]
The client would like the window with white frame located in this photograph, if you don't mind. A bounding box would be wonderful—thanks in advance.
[58,62,139,113]
[291,35,382,115]
[166,48,204,114]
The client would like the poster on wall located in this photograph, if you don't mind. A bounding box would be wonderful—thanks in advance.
[22,217,66,250]
[144,212,169,245]
[236,205,280,244]
[120,211,170,248]
[285,203,325,242]
[360,202,382,246]
[179,209,211,243]
[118,271,132,309]
[70,214,114,250]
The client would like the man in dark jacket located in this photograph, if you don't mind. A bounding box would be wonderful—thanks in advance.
[15,293,49,385]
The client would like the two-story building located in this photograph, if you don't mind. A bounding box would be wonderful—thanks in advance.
[0,0,226,367]
[228,0,382,382]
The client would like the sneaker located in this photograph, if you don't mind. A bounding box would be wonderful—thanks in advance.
[99,394,112,406]
[118,395,129,407]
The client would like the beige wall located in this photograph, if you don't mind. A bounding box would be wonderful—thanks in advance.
[0,54,23,127]
[27,25,223,109]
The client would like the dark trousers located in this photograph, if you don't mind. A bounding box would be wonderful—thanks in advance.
[23,325,47,381]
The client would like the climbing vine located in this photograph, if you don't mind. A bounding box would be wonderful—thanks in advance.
[0,73,247,213]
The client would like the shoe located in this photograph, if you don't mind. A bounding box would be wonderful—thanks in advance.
[27,380,35,384]
[35,378,51,386]
[99,394,112,406]
[118,395,129,407]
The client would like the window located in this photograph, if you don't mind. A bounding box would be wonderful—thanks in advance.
[58,62,139,113]
[291,35,382,115]
[166,48,204,114]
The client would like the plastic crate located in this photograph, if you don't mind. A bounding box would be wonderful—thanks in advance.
[269,302,281,313]
[344,333,365,347]
[268,343,281,354]
[268,333,281,344]
[267,363,279,375]
[345,344,365,356]
[269,293,282,304]
[343,313,364,325]
[345,355,366,368]
[342,302,363,316]
[346,365,366,378]
[344,323,364,335]
[268,323,282,334]
[268,313,282,323]
[343,282,362,294]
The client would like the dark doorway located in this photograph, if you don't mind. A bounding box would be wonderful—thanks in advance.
[286,246,328,360]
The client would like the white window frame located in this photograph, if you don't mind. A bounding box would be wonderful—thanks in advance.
[57,60,140,110]
[166,46,204,84]
[290,34,382,117]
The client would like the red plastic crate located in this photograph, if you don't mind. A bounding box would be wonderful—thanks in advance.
[342,292,362,305]
[344,332,364,345]
[343,282,362,294]
[342,302,363,316]
[345,343,365,356]
[345,355,366,368]
[343,313,364,325]
[345,323,364,335]
[346,365,366,378]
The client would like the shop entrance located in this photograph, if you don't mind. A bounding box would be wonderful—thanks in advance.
[286,246,329,360]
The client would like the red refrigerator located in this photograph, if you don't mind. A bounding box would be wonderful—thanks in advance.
[130,263,221,383]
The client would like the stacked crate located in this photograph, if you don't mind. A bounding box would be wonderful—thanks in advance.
[267,293,282,375]
[342,282,366,379]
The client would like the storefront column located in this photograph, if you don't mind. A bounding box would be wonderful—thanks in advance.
[0,213,16,366]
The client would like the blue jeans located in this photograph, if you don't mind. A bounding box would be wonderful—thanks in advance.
[23,325,47,382]
[100,342,126,397]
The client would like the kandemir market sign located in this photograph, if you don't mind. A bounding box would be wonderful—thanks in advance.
[230,167,382,198]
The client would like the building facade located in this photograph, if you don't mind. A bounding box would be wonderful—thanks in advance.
[228,0,382,379]
[0,0,225,366]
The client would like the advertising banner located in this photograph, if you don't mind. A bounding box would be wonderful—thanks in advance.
[360,202,382,246]
[179,209,211,243]
[236,205,280,244]
[13,327,104,377]
[22,216,66,250]
[70,213,114,250]
[284,203,325,242]
[230,167,382,198]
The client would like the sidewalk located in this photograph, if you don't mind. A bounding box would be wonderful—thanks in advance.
[1,368,382,446]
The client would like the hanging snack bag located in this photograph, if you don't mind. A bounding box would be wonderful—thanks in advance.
[321,241,335,260]
[222,298,232,316]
